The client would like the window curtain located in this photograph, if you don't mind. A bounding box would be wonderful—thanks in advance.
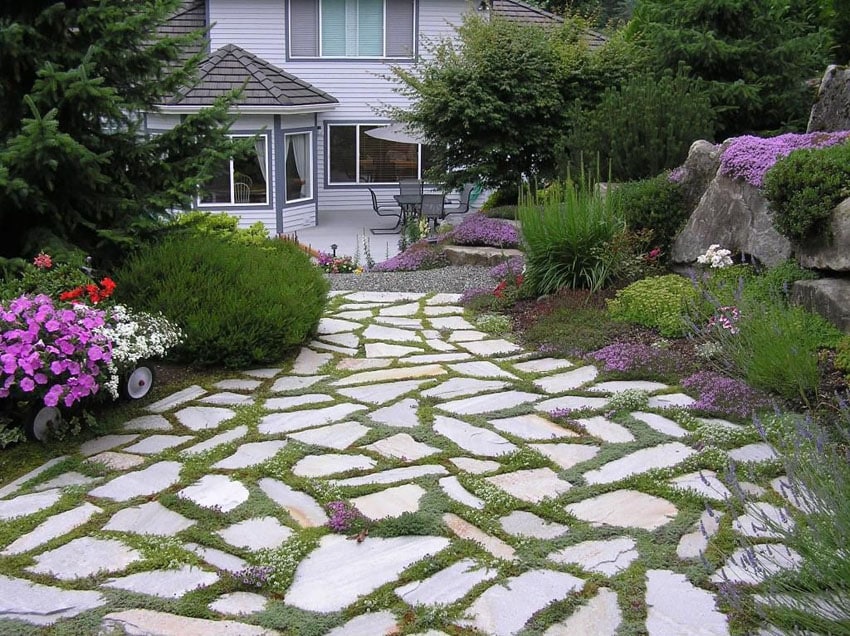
[289,134,310,199]
[254,139,268,184]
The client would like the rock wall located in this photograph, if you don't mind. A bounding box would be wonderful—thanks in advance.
[807,65,850,133]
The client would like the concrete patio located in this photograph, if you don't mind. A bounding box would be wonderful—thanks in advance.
[294,207,405,263]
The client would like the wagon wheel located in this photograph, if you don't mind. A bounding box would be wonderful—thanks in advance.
[25,406,62,442]
[122,363,156,400]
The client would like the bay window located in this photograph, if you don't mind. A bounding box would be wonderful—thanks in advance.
[200,136,268,205]
[285,131,313,203]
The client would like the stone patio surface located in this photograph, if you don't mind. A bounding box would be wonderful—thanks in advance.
[0,291,797,635]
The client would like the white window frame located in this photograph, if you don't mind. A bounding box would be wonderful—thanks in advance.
[199,134,269,207]
[327,123,425,186]
[284,130,313,204]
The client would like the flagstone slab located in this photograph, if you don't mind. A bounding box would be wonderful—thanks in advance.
[213,378,263,391]
[79,434,140,457]
[291,348,334,374]
[697,417,746,430]
[364,342,423,358]
[499,510,569,539]
[647,393,696,408]
[85,451,144,471]
[337,357,393,371]
[88,461,182,501]
[646,569,730,635]
[363,324,422,343]
[333,364,445,387]
[123,434,194,455]
[727,442,778,463]
[438,390,541,416]
[426,293,462,304]
[178,475,249,512]
[288,421,370,450]
[104,565,219,599]
[630,412,689,438]
[0,574,105,626]
[536,395,610,412]
[489,414,578,440]
[583,442,696,485]
[530,443,600,470]
[2,503,102,556]
[449,361,518,379]
[458,569,585,636]
[733,503,793,539]
[181,425,248,456]
[218,516,293,551]
[201,392,255,406]
[101,609,276,636]
[331,465,448,487]
[534,366,599,393]
[364,433,440,461]
[264,394,334,410]
[375,317,423,330]
[352,483,427,519]
[285,534,449,612]
[575,416,636,443]
[326,612,398,636]
[549,537,638,576]
[711,544,801,585]
[590,380,669,394]
[396,558,497,606]
[104,501,195,536]
[337,300,392,309]
[29,537,141,580]
[258,478,328,527]
[212,441,287,470]
[369,398,420,428]
[670,471,733,501]
[335,310,375,321]
[544,587,622,636]
[121,414,172,432]
[512,357,575,374]
[321,332,360,348]
[318,317,362,334]
[400,352,472,365]
[421,329,441,339]
[449,457,501,474]
[32,471,98,492]
[292,453,377,478]
[0,456,67,499]
[429,315,476,330]
[426,338,457,352]
[243,367,282,379]
[433,416,518,457]
[486,467,572,503]
[310,340,358,356]
[449,330,487,342]
[443,513,516,561]
[423,305,463,316]
[209,591,268,616]
[259,403,368,435]
[677,510,723,560]
[439,476,485,509]
[457,338,522,356]
[771,476,817,513]
[423,378,509,400]
[338,379,429,405]
[184,543,247,572]
[270,375,327,393]
[146,385,206,413]
[174,406,235,431]
[566,489,678,530]
[378,301,421,316]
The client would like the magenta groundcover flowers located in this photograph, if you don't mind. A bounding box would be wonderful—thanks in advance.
[1,294,112,408]
[440,213,520,248]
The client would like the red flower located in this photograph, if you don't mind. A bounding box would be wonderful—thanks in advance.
[59,287,84,302]
[99,277,116,297]
[33,252,53,269]
[515,274,524,286]
[493,280,508,298]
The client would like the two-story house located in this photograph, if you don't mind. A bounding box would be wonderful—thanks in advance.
[150,0,576,236]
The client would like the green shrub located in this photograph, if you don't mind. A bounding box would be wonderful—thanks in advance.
[742,260,817,306]
[609,175,689,253]
[763,140,850,242]
[566,70,716,182]
[166,211,271,246]
[835,336,850,382]
[520,179,626,295]
[115,235,328,368]
[607,274,700,337]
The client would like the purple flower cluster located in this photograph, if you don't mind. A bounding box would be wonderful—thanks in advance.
[458,287,493,306]
[370,242,448,272]
[326,500,362,533]
[719,131,850,188]
[682,371,772,419]
[489,256,525,281]
[230,565,273,588]
[441,213,519,248]
[1,295,112,408]
[668,166,686,183]
[588,342,687,376]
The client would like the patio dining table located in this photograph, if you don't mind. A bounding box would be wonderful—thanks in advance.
[393,193,424,223]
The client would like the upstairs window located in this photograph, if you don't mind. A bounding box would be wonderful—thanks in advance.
[289,0,415,58]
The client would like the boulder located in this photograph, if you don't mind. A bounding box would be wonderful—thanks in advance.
[797,197,850,272]
[807,65,850,133]
[442,245,523,267]
[671,173,792,267]
[791,279,850,333]
[675,139,726,213]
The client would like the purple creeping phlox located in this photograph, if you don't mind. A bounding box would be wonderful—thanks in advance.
[588,342,688,376]
[440,213,520,248]
[489,256,525,281]
[0,295,112,408]
[370,241,448,272]
[719,131,850,189]
[681,371,772,419]
[325,500,361,533]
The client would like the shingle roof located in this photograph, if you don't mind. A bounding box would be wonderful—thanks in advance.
[491,0,607,49]
[157,0,207,61]
[164,44,338,109]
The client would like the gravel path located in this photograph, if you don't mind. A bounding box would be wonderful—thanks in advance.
[326,265,493,294]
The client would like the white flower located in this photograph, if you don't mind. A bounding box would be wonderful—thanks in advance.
[696,244,733,268]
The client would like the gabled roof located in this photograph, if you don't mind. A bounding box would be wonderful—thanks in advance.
[491,0,607,50]
[157,0,207,61]
[162,44,338,110]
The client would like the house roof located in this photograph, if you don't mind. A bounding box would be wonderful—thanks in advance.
[162,44,339,110]
[491,0,607,49]
[157,0,207,61]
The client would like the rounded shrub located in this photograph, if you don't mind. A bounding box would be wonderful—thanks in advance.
[609,175,689,253]
[115,235,328,368]
[607,274,699,337]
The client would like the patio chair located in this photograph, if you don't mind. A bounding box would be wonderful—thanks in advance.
[234,181,251,203]
[368,188,403,234]
[442,183,475,219]
[420,192,445,242]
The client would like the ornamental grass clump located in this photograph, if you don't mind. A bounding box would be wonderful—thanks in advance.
[441,213,519,248]
[681,371,772,419]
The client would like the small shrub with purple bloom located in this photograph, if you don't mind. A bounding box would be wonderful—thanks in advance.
[370,241,448,272]
[681,371,772,419]
[441,213,520,248]
[326,500,364,533]
[589,342,693,381]
[489,256,524,281]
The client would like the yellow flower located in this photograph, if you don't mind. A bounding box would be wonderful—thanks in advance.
[354,267,363,275]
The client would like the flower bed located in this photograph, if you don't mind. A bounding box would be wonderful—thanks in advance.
[440,213,520,248]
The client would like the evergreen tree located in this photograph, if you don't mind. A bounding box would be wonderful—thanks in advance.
[0,0,237,263]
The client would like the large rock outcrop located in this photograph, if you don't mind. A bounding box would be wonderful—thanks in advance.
[792,279,850,332]
[797,197,850,272]
[807,65,850,133]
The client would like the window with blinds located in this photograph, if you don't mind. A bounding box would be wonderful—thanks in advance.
[289,0,414,58]
[327,124,432,185]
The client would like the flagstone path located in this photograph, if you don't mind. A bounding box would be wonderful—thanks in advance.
[0,291,799,635]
